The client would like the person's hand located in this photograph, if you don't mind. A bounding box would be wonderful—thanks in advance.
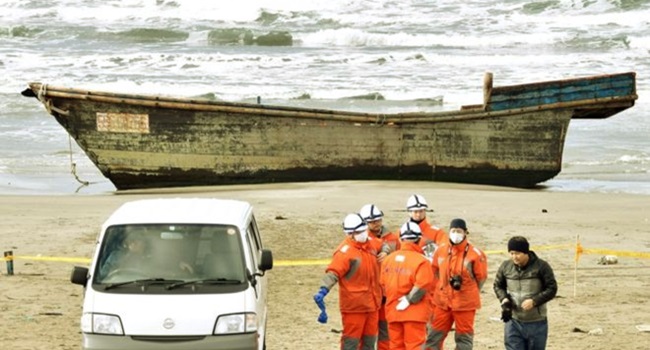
[500,298,512,323]
[314,287,329,305]
[313,287,329,323]
[396,295,410,311]
[317,309,328,324]
[521,298,535,311]
[377,252,388,263]
[179,261,194,274]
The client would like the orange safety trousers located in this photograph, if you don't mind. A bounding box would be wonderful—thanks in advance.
[341,311,379,350]
[429,305,476,350]
[388,321,427,350]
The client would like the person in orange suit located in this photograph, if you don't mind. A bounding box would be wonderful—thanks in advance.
[427,218,488,350]
[359,203,401,350]
[405,194,448,260]
[380,221,435,350]
[313,213,383,350]
[360,203,401,259]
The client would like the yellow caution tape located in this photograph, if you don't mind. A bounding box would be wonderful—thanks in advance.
[13,255,91,264]
[581,248,650,259]
[4,244,649,266]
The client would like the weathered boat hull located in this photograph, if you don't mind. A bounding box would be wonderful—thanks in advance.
[22,72,637,190]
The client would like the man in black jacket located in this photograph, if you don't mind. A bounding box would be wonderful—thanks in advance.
[493,236,558,350]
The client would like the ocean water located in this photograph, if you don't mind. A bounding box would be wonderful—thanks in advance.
[0,0,648,195]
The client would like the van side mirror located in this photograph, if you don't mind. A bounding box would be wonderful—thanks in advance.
[259,249,273,272]
[249,249,273,287]
[71,266,89,286]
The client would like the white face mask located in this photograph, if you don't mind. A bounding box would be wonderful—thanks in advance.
[353,231,368,243]
[449,232,465,245]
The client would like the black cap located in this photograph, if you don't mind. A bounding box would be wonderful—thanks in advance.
[507,236,530,254]
[449,218,467,231]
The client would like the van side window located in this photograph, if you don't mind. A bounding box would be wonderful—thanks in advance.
[246,227,258,271]
[247,216,268,275]
[250,216,263,250]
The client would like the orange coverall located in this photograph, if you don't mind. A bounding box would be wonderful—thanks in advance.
[380,241,434,350]
[323,235,383,350]
[375,226,401,255]
[417,219,448,258]
[370,226,401,350]
[427,240,488,350]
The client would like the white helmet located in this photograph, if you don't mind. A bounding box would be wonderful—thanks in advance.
[359,204,384,222]
[399,221,422,241]
[406,194,428,211]
[342,213,367,234]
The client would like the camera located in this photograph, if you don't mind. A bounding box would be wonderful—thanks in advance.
[449,275,462,290]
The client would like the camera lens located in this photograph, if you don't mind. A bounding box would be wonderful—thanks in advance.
[450,276,462,290]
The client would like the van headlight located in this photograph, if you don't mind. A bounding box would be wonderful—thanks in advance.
[214,313,257,334]
[81,313,124,335]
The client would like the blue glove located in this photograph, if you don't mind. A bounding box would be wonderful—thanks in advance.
[313,287,329,305]
[314,287,329,324]
[317,309,328,324]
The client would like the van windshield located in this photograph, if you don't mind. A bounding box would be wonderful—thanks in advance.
[94,224,246,286]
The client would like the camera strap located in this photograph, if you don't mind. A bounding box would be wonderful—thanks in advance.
[447,243,471,282]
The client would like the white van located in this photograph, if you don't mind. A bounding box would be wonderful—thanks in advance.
[71,198,273,350]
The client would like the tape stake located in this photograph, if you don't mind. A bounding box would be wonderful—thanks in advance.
[4,250,14,276]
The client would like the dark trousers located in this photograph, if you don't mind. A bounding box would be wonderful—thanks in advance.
[504,318,548,350]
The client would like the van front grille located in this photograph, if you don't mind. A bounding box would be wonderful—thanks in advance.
[131,335,206,342]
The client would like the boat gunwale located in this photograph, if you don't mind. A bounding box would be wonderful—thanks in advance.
[27,72,638,125]
[490,71,636,93]
[28,84,636,125]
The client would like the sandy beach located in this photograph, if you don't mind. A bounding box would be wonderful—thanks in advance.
[0,180,649,349]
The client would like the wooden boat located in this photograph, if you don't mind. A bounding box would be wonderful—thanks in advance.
[22,72,637,190]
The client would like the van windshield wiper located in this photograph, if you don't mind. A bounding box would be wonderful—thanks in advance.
[165,278,244,290]
[104,278,181,290]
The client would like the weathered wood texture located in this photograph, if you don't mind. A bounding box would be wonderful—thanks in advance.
[24,72,637,190]
[47,98,571,189]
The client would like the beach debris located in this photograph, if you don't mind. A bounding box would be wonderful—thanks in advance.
[571,327,587,333]
[597,255,618,265]
[636,325,650,332]
[4,250,14,275]
[588,328,603,335]
[274,215,288,220]
[542,209,548,213]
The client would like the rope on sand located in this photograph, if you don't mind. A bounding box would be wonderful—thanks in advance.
[68,135,89,187]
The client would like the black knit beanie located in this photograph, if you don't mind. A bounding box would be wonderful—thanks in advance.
[449,218,467,231]
[507,236,529,254]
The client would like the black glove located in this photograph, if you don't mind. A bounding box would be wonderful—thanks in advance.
[500,299,513,323]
